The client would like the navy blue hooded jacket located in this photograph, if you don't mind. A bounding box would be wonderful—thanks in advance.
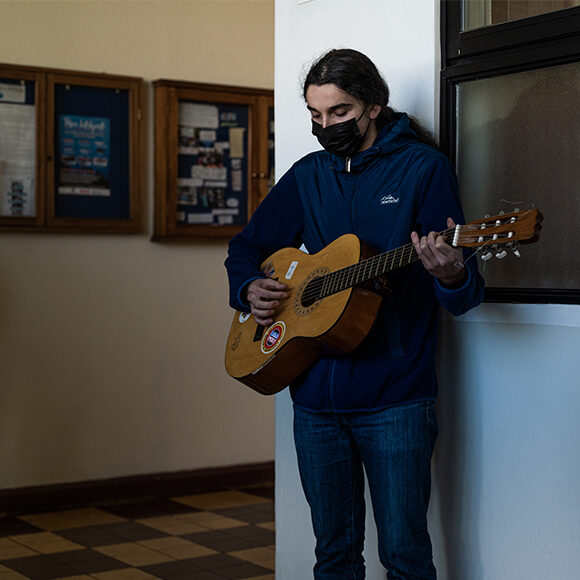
[226,114,485,412]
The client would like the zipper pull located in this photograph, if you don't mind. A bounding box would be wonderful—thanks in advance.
[346,157,351,172]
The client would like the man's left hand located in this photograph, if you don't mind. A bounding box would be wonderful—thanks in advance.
[411,217,466,288]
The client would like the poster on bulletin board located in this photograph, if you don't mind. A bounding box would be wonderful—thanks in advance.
[53,82,131,221]
[176,100,248,227]
[57,114,111,197]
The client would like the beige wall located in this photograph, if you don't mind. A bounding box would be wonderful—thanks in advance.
[0,0,275,489]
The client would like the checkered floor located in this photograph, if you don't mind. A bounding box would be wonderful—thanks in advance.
[0,485,275,579]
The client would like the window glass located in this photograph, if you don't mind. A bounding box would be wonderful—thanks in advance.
[456,61,580,289]
[463,0,580,31]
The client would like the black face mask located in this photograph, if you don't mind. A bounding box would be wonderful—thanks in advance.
[311,109,368,157]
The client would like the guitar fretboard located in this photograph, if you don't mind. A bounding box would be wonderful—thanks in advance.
[301,228,455,305]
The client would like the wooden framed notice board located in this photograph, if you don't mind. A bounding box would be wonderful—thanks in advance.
[0,63,143,233]
[153,79,274,240]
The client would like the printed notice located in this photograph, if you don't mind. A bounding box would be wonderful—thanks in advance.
[229,127,246,158]
[58,115,111,196]
[0,83,26,103]
[178,102,219,130]
[0,102,36,216]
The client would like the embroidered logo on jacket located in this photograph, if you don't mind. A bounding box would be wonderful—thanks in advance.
[380,194,400,205]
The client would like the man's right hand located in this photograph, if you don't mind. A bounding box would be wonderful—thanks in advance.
[246,278,288,326]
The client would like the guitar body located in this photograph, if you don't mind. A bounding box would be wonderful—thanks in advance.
[225,234,383,395]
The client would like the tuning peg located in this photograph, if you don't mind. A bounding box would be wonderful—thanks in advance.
[506,241,520,257]
[481,251,493,261]
[495,250,508,259]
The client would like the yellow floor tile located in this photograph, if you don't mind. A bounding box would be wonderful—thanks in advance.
[0,538,37,560]
[94,542,174,567]
[173,490,269,510]
[138,536,217,559]
[9,532,83,554]
[175,511,247,530]
[230,546,275,569]
[256,558,276,571]
[230,546,274,561]
[137,515,207,535]
[18,508,125,531]
[257,521,276,531]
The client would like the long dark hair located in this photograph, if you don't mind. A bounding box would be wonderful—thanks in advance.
[303,48,438,149]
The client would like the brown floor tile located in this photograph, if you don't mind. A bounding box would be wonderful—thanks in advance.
[136,515,206,536]
[173,491,269,511]
[215,561,273,579]
[18,510,125,532]
[0,520,43,538]
[0,554,78,579]
[48,549,126,574]
[182,552,246,572]
[89,523,166,543]
[91,570,158,580]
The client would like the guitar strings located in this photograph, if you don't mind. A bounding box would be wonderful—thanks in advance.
[299,211,531,304]
[300,228,455,304]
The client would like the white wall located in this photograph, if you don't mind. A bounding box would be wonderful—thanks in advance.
[0,0,275,490]
[432,305,580,580]
[274,0,440,576]
[274,1,580,579]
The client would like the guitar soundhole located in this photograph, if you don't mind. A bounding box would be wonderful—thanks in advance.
[294,267,329,316]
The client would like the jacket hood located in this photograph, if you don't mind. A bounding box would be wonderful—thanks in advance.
[329,112,417,173]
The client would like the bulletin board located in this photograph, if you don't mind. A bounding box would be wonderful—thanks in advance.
[0,69,44,227]
[153,80,274,240]
[0,63,143,233]
[176,100,249,227]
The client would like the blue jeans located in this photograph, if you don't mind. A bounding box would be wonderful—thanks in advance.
[293,401,438,580]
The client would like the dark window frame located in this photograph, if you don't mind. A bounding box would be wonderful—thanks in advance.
[440,0,580,304]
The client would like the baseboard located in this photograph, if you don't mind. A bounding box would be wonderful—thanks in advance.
[0,461,274,515]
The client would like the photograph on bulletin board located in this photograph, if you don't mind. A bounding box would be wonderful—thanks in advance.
[177,100,248,227]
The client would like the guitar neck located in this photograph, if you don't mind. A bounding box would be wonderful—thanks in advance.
[319,228,455,298]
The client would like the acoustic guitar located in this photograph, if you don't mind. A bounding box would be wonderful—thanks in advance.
[225,209,542,395]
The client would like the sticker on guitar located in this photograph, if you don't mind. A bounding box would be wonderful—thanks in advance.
[261,321,286,355]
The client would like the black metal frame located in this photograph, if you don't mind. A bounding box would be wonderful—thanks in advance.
[440,0,580,304]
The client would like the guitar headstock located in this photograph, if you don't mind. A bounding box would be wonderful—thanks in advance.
[455,209,543,260]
